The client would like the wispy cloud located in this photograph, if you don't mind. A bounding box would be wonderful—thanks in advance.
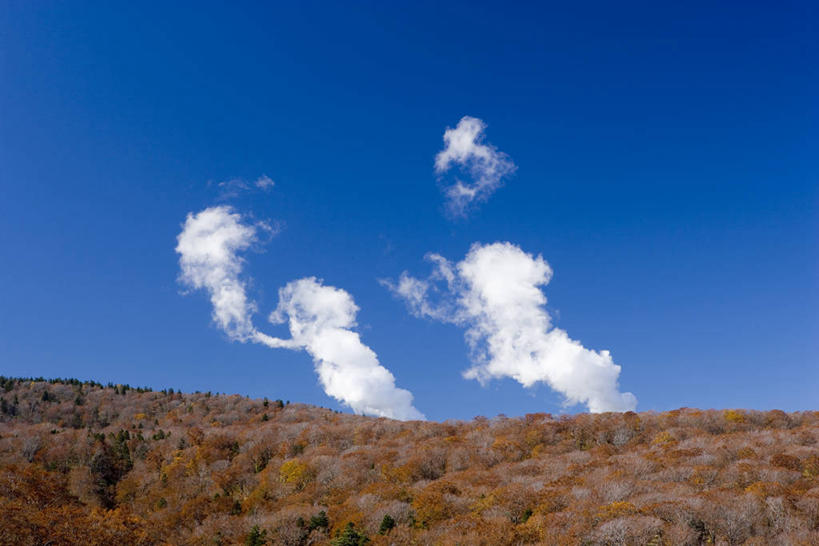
[176,206,423,420]
[216,178,250,199]
[215,174,275,199]
[435,116,516,217]
[385,242,637,413]
[254,174,275,190]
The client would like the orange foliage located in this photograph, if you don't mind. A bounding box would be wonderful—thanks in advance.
[0,378,819,544]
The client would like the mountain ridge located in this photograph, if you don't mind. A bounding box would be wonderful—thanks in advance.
[1,377,818,544]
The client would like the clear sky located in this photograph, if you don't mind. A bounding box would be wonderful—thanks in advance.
[1,1,817,421]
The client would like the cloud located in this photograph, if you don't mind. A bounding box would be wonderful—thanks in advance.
[255,175,275,190]
[255,278,425,421]
[216,178,250,199]
[176,206,423,421]
[215,174,275,198]
[434,116,516,216]
[176,206,264,341]
[385,242,637,413]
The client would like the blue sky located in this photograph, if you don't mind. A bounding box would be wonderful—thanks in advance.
[1,1,816,420]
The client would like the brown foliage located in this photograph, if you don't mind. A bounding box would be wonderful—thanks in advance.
[1,378,819,544]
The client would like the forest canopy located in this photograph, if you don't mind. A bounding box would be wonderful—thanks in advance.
[1,377,818,545]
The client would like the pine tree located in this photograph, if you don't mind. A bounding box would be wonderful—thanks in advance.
[245,525,267,546]
[378,514,395,535]
[331,523,369,546]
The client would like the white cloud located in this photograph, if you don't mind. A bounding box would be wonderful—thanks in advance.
[386,242,637,413]
[176,206,262,341]
[176,206,423,421]
[256,278,424,421]
[255,174,275,190]
[434,116,516,216]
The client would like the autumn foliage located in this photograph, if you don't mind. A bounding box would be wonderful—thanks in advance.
[1,377,819,544]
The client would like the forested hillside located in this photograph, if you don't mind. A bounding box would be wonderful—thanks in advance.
[1,377,818,545]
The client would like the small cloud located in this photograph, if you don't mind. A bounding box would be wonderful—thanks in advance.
[217,179,249,190]
[214,174,275,199]
[435,116,516,217]
[255,174,275,190]
[216,178,251,200]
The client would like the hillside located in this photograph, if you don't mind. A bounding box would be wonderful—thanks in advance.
[0,378,818,545]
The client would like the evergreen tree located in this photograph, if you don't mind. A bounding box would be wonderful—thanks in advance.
[245,525,267,546]
[308,510,329,531]
[331,523,369,546]
[378,514,395,535]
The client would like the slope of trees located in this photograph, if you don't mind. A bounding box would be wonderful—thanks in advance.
[1,377,818,544]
